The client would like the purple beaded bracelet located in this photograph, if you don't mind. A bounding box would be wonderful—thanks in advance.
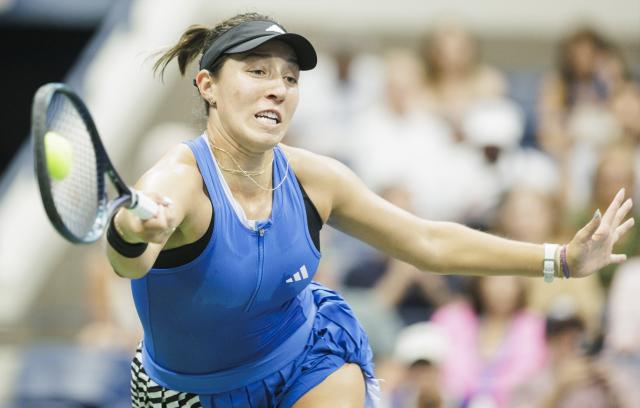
[560,244,571,279]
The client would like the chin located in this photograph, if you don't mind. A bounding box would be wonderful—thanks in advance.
[244,128,287,152]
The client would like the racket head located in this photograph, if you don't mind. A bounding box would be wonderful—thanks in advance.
[32,83,131,243]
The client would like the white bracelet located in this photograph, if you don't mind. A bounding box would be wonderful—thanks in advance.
[543,243,559,283]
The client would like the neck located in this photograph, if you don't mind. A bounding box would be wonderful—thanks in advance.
[438,67,472,84]
[483,313,511,325]
[206,122,274,195]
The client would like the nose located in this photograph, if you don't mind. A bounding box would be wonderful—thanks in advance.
[265,78,287,103]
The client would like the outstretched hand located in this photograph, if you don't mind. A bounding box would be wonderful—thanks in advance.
[568,188,635,278]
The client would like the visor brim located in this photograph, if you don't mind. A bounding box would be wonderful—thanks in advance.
[225,33,317,71]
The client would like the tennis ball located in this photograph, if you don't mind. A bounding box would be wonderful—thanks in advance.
[44,131,73,180]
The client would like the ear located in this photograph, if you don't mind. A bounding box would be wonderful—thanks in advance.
[195,69,217,106]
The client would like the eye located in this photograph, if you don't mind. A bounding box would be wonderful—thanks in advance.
[285,76,298,85]
[250,69,266,76]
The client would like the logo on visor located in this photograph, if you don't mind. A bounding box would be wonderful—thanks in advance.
[266,24,286,34]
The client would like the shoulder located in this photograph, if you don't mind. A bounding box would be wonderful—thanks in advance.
[138,142,202,191]
[156,142,197,168]
[280,144,351,186]
[279,144,355,221]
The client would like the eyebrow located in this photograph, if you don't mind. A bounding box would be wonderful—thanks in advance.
[242,51,299,67]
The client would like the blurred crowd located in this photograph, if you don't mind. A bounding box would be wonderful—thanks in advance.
[287,24,640,408]
[8,22,640,408]
[286,23,640,408]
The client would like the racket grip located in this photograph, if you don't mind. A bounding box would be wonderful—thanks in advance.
[129,190,159,220]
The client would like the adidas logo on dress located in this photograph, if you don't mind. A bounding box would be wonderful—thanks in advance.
[286,265,309,283]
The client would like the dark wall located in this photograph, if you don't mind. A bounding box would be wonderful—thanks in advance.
[0,24,95,175]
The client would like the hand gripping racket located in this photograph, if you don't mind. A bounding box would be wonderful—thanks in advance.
[32,82,158,244]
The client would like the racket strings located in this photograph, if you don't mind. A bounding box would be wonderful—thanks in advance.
[47,93,102,240]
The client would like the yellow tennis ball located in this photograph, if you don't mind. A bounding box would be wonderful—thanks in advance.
[44,131,73,180]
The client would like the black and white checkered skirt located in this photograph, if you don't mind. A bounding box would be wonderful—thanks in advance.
[130,344,202,408]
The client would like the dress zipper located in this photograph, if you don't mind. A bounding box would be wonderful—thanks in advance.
[244,228,265,312]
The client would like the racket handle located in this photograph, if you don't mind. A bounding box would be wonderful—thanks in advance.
[128,189,159,220]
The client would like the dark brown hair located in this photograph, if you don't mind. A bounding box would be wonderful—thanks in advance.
[558,27,606,79]
[153,12,276,110]
[556,26,608,106]
[420,24,481,84]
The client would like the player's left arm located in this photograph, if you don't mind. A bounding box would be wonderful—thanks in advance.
[288,146,634,278]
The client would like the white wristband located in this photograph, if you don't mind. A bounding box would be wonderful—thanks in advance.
[543,243,559,283]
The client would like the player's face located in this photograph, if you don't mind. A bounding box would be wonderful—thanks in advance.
[211,40,300,152]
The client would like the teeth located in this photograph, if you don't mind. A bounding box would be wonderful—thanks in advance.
[256,115,278,125]
[255,111,279,123]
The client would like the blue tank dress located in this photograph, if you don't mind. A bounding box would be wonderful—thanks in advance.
[129,134,379,407]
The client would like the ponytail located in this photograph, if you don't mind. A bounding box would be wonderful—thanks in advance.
[153,25,211,79]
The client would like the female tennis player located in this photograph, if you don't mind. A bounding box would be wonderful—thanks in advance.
[106,12,635,408]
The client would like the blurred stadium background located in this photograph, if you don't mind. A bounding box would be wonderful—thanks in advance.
[0,0,639,406]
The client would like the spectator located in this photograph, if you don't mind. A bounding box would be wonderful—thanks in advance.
[599,44,640,144]
[541,358,625,408]
[453,98,526,226]
[511,299,587,408]
[605,257,640,356]
[537,27,612,159]
[346,49,454,197]
[420,22,507,141]
[431,276,546,407]
[599,258,640,407]
[389,322,450,408]
[494,187,605,339]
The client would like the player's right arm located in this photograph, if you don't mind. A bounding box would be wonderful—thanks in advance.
[107,144,205,279]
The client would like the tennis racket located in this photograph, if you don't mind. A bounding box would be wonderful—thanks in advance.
[32,82,158,244]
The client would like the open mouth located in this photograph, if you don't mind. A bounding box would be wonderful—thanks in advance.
[255,110,281,126]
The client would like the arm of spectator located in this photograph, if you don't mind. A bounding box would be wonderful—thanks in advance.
[412,272,453,306]
[372,259,419,307]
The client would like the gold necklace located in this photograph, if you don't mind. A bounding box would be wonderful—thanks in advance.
[214,146,272,176]
[209,141,290,192]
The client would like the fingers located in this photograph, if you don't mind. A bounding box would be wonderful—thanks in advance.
[144,191,174,207]
[137,192,175,225]
[601,188,626,227]
[141,205,178,243]
[574,209,602,243]
[144,203,175,228]
[610,254,628,264]
[612,198,633,229]
[614,217,635,242]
